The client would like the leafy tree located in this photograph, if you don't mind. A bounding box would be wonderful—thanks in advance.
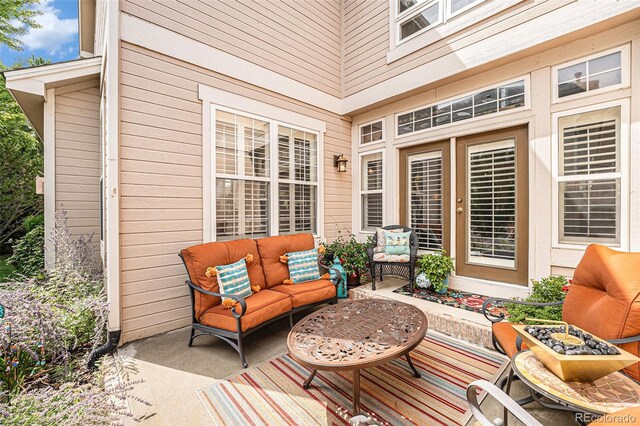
[0,0,41,51]
[0,61,45,249]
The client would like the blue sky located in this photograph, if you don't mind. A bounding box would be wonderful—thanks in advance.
[0,0,79,67]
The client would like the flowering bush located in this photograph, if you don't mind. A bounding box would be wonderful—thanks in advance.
[320,232,371,277]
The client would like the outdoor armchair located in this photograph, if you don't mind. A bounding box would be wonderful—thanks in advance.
[366,225,419,291]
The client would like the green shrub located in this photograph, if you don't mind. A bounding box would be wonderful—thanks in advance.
[417,250,454,292]
[506,275,568,323]
[8,215,44,278]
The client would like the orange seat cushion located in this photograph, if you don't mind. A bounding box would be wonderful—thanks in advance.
[591,406,640,424]
[199,289,292,332]
[271,279,336,308]
[492,322,528,358]
[180,239,265,320]
[563,244,640,380]
[256,234,315,288]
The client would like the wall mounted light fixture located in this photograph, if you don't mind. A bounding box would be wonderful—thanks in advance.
[333,154,348,173]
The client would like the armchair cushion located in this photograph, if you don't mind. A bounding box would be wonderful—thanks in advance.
[257,234,315,288]
[180,239,265,320]
[372,252,410,263]
[384,231,411,255]
[271,279,336,308]
[373,227,402,253]
[199,289,291,332]
[562,244,640,380]
[492,322,528,358]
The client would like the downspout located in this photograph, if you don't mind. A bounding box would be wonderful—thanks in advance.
[88,330,121,369]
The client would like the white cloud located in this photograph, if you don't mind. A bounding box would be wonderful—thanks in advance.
[20,0,77,55]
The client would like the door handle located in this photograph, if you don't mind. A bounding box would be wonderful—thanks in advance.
[456,207,463,214]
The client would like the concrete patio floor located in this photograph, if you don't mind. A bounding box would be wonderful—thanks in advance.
[116,279,577,425]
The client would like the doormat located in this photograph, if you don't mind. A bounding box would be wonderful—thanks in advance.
[393,285,509,317]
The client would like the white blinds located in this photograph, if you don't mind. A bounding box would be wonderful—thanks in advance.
[408,151,443,251]
[468,140,516,267]
[216,179,269,239]
[558,107,620,245]
[361,153,383,230]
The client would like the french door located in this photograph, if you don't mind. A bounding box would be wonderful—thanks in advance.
[455,126,528,285]
[399,141,451,253]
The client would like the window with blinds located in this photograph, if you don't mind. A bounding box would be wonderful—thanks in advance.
[408,151,443,251]
[361,153,383,231]
[277,126,318,234]
[467,140,516,268]
[214,111,319,240]
[558,107,621,245]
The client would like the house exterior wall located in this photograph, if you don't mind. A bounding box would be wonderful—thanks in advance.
[120,0,342,98]
[54,83,102,253]
[342,0,640,105]
[118,42,351,343]
[351,20,640,298]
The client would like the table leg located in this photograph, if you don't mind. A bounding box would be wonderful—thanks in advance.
[353,369,361,414]
[303,370,317,389]
[406,353,421,378]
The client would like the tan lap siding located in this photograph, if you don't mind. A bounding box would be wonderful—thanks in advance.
[121,0,341,97]
[54,84,101,252]
[119,42,351,342]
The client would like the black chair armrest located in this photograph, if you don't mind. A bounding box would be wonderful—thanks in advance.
[318,260,342,286]
[608,334,640,345]
[366,245,374,262]
[185,280,247,319]
[481,297,565,323]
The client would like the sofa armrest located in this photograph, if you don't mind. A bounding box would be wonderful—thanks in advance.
[318,260,342,286]
[481,297,564,324]
[466,380,543,426]
[608,334,640,345]
[185,280,247,319]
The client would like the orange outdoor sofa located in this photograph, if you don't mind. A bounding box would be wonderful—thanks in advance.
[179,233,341,367]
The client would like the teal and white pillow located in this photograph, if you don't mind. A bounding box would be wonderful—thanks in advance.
[384,231,411,255]
[216,258,253,302]
[286,248,321,284]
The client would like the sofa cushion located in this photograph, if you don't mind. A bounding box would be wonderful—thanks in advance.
[216,258,253,302]
[199,289,292,332]
[257,234,315,288]
[563,244,640,380]
[271,279,336,308]
[492,322,528,358]
[180,239,265,320]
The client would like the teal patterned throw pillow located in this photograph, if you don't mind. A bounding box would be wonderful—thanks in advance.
[384,231,411,255]
[216,258,253,302]
[286,248,321,284]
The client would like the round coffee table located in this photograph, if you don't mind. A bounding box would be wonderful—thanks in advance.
[287,299,428,414]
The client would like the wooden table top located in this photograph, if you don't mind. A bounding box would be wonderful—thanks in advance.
[513,351,640,414]
[287,299,428,371]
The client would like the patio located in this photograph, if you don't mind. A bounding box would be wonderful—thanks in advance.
[116,277,575,425]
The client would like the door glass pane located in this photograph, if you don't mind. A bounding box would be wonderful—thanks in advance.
[409,151,443,251]
[467,140,516,268]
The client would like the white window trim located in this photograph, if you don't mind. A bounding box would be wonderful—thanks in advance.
[388,0,523,64]
[550,99,630,251]
[359,148,386,233]
[198,84,325,242]
[394,75,530,139]
[551,45,630,104]
[358,118,386,146]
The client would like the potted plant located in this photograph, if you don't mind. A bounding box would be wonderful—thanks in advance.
[321,233,370,287]
[417,250,454,294]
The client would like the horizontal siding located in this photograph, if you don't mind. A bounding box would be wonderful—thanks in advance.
[343,0,575,96]
[54,85,101,252]
[121,0,342,97]
[119,42,351,343]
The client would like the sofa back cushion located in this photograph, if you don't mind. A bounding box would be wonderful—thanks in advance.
[563,244,640,379]
[180,239,265,320]
[257,234,315,288]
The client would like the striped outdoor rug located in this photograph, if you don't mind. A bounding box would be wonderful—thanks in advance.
[197,333,507,425]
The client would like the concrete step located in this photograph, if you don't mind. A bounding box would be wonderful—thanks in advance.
[349,278,494,350]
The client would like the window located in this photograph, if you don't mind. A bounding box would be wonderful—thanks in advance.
[556,106,622,246]
[396,0,484,42]
[359,120,384,144]
[397,79,526,136]
[556,51,622,99]
[214,110,318,240]
[361,152,383,231]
